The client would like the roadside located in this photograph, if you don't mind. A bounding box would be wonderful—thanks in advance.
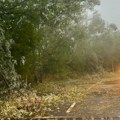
[57,77,120,117]
[0,72,120,118]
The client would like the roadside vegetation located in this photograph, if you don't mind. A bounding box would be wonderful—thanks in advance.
[0,0,120,119]
[0,72,118,118]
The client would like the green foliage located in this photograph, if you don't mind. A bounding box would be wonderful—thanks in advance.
[0,28,20,89]
[69,11,120,73]
[1,0,114,84]
[1,0,119,81]
[1,0,99,82]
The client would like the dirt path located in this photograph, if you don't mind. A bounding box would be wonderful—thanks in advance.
[51,78,120,117]
[70,78,120,117]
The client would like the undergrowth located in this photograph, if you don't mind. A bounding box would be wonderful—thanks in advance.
[0,73,117,119]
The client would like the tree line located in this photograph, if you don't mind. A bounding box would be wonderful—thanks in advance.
[0,0,120,89]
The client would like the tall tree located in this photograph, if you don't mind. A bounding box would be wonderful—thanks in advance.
[0,0,100,82]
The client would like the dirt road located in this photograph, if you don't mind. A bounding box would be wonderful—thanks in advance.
[70,78,120,117]
[52,78,120,117]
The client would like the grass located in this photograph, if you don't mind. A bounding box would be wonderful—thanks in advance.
[0,72,118,118]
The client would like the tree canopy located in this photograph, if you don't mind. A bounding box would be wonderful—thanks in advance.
[1,0,120,87]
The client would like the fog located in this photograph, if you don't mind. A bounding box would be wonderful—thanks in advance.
[97,0,120,28]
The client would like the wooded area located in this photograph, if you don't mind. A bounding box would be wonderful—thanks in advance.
[1,0,120,118]
[1,0,120,87]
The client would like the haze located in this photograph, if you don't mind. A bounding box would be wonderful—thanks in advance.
[97,0,120,28]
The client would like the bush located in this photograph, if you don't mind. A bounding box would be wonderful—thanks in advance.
[0,28,20,90]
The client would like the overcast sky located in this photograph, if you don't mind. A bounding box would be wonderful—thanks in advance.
[96,0,120,28]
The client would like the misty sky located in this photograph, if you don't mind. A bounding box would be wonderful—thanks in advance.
[96,0,120,28]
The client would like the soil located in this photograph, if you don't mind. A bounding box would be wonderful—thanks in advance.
[50,78,120,118]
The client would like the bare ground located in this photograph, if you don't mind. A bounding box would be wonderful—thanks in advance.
[50,77,120,117]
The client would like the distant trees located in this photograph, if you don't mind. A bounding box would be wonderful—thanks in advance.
[92,17,120,72]
[75,12,120,73]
